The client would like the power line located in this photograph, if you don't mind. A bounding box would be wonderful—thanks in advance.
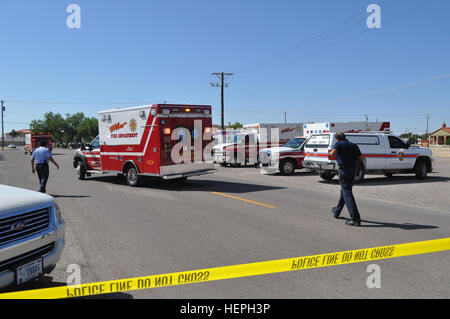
[236,0,434,75]
[4,99,158,106]
[236,0,396,73]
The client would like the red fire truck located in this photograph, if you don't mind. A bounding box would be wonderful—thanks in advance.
[73,104,215,186]
[24,133,53,155]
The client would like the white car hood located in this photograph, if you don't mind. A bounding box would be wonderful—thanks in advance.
[0,185,54,217]
[260,146,294,154]
[213,143,235,150]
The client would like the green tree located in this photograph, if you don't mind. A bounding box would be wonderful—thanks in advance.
[30,112,65,143]
[229,122,243,129]
[77,117,99,143]
[30,112,100,147]
[64,113,86,145]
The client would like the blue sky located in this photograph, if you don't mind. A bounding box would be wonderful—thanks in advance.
[1,0,449,135]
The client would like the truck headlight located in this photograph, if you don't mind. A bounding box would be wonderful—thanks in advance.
[54,202,62,224]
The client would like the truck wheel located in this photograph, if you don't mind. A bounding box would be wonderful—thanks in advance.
[279,159,296,175]
[414,159,428,180]
[76,161,86,180]
[320,171,335,181]
[384,172,393,178]
[354,164,365,184]
[125,166,142,187]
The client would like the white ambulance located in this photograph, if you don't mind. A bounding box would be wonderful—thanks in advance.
[303,122,391,137]
[303,132,434,183]
[73,104,215,186]
[212,123,304,167]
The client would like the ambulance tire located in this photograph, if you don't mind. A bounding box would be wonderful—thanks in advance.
[279,159,296,175]
[320,171,335,181]
[125,166,142,187]
[414,159,428,180]
[77,161,86,180]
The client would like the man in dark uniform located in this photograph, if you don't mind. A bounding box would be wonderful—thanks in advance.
[328,132,363,226]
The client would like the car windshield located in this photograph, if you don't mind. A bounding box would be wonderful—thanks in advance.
[283,137,306,149]
[225,134,245,144]
[305,134,330,148]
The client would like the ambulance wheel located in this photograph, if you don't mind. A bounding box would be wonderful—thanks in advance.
[414,159,428,180]
[125,166,142,187]
[77,161,86,180]
[320,171,335,181]
[279,159,296,175]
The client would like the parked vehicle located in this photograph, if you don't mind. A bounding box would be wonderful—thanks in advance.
[0,185,65,289]
[213,123,304,167]
[7,145,16,149]
[259,136,307,175]
[303,132,434,183]
[73,104,215,186]
[303,121,390,137]
[25,133,53,155]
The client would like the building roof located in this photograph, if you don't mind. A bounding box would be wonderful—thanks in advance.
[430,123,450,136]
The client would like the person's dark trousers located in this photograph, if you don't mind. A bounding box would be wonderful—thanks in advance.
[334,169,361,222]
[36,162,50,193]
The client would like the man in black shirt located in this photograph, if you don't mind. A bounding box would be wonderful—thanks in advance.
[328,132,363,226]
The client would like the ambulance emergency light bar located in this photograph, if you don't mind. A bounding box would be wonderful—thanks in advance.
[150,106,211,116]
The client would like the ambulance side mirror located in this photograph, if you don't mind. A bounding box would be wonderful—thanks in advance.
[81,143,86,151]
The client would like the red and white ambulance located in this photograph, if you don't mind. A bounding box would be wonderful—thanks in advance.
[303,122,390,137]
[24,133,53,155]
[212,123,304,167]
[73,104,215,186]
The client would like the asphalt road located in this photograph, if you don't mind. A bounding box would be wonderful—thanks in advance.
[1,148,449,298]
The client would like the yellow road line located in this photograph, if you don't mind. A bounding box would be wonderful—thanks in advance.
[210,191,276,208]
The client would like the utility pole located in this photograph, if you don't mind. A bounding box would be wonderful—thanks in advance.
[211,72,233,130]
[425,114,431,148]
[1,100,5,150]
[284,112,287,124]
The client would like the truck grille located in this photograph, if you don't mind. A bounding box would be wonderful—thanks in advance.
[0,243,54,273]
[0,208,51,246]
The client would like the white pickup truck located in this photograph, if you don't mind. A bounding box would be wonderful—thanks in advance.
[303,132,434,183]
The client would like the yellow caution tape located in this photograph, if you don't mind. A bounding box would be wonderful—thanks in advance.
[1,237,449,299]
